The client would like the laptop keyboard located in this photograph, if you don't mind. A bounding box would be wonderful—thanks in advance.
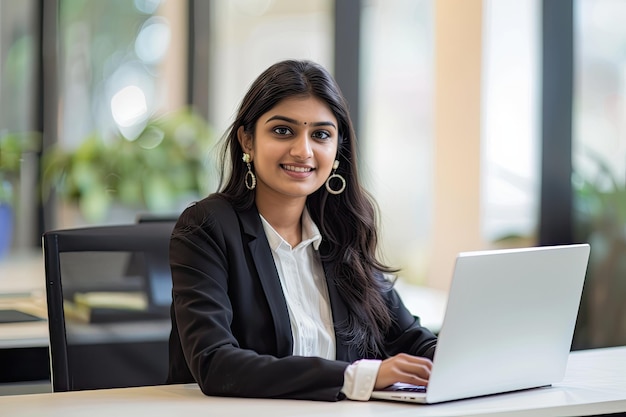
[385,384,427,393]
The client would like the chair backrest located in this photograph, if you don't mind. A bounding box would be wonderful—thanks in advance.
[42,222,175,392]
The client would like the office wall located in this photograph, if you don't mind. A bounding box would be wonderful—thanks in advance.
[430,0,484,291]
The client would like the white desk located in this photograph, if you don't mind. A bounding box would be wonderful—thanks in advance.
[0,251,48,348]
[0,347,625,417]
[0,253,50,394]
[0,295,48,349]
[394,279,447,333]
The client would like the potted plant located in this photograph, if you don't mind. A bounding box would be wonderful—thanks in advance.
[42,108,215,224]
[0,131,41,258]
[572,150,626,349]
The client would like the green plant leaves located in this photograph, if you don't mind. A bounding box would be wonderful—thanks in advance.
[41,108,214,221]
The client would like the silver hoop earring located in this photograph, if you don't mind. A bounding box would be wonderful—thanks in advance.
[242,153,256,190]
[325,160,346,195]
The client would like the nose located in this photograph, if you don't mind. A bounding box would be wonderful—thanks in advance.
[290,133,313,160]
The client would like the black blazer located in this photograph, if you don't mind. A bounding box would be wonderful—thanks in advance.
[167,195,437,401]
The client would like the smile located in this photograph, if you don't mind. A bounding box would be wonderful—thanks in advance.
[281,164,314,173]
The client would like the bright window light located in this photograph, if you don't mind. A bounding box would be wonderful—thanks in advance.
[110,85,148,128]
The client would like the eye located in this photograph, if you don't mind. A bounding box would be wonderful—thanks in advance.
[312,130,331,141]
[273,126,292,136]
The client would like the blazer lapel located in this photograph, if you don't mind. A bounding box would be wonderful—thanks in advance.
[238,206,293,357]
[319,244,354,362]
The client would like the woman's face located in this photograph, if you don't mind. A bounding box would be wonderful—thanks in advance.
[239,95,339,204]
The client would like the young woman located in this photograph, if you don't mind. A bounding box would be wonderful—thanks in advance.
[167,59,437,401]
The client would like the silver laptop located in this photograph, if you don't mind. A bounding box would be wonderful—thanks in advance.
[371,243,590,404]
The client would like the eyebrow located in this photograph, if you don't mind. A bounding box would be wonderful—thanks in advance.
[265,115,337,129]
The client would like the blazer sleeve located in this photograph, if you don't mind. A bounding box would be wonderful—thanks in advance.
[168,199,349,401]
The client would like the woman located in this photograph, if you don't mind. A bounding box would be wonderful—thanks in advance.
[167,59,437,401]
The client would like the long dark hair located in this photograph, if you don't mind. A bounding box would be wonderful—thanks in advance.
[218,60,397,356]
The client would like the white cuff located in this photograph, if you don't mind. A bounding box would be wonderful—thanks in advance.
[341,359,381,401]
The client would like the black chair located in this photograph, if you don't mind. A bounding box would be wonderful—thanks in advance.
[42,222,175,392]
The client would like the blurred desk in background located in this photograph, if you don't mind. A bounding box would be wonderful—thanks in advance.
[0,251,45,295]
[394,280,447,334]
[0,252,50,395]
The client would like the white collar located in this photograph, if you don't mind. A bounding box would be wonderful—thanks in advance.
[260,208,322,251]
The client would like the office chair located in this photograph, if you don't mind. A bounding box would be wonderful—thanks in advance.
[43,222,175,392]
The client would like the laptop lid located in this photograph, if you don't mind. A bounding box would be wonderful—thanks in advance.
[373,243,590,404]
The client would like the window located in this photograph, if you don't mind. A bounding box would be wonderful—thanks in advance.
[481,0,540,246]
[572,0,626,349]
[0,0,39,255]
[360,0,435,284]
[52,0,189,228]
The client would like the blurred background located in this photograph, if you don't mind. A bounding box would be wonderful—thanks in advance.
[0,0,625,350]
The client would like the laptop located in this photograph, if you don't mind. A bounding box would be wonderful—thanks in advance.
[371,243,590,404]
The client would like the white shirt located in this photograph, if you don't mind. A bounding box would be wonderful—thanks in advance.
[260,210,335,359]
[260,210,380,401]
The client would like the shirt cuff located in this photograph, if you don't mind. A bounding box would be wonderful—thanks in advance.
[341,359,381,401]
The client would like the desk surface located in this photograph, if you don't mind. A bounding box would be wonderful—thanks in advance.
[0,252,49,348]
[1,347,625,417]
[0,295,48,348]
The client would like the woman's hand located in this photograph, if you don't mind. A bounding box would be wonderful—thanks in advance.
[374,353,433,390]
